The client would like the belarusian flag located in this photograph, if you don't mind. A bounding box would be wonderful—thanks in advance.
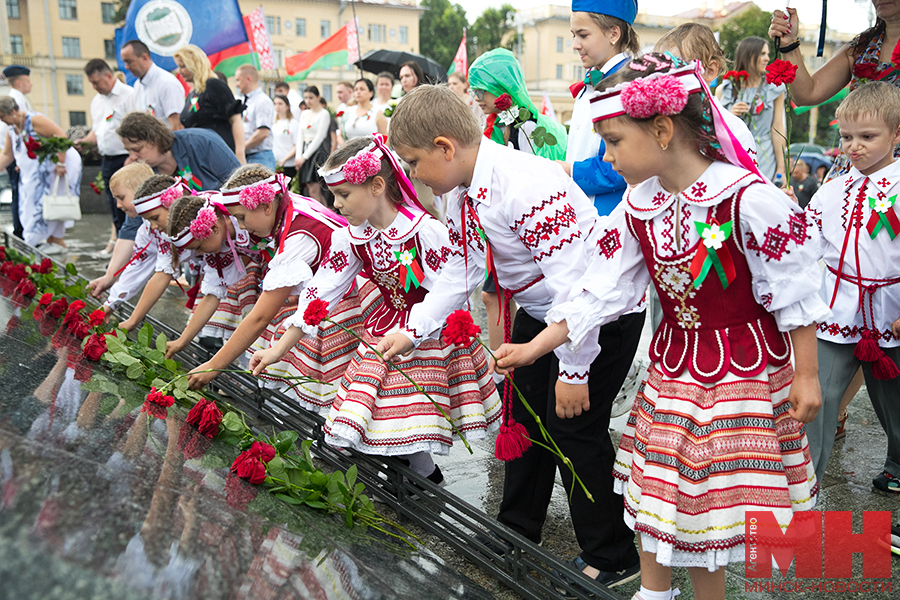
[285,20,359,81]
[208,8,275,76]
[540,91,557,121]
[448,29,467,76]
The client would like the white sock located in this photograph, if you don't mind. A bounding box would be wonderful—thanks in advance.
[404,452,435,477]
[638,587,679,600]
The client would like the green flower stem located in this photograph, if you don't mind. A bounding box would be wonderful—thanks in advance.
[322,317,474,455]
[478,341,594,503]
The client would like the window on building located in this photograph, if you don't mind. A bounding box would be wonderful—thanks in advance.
[322,84,332,102]
[295,18,306,37]
[66,74,84,95]
[62,37,81,58]
[104,39,116,60]
[69,111,87,126]
[368,24,386,43]
[556,64,563,80]
[274,49,283,67]
[101,2,116,23]
[399,26,408,45]
[265,15,280,36]
[6,0,20,19]
[59,0,77,20]
[9,34,23,55]
[557,37,563,53]
[320,20,330,38]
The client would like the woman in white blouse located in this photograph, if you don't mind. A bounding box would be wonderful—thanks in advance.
[295,86,331,205]
[273,95,298,178]
[338,79,387,144]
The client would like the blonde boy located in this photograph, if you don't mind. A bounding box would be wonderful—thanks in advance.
[805,82,900,493]
[382,85,641,588]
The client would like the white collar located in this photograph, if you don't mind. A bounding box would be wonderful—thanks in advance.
[625,161,765,219]
[107,79,126,98]
[840,160,900,196]
[347,207,429,245]
[462,137,499,208]
[140,63,162,84]
[598,52,631,76]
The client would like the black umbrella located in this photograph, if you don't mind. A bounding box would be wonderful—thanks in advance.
[354,50,447,84]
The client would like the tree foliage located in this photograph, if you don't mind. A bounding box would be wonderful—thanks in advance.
[718,6,774,66]
[419,0,468,70]
[470,5,517,60]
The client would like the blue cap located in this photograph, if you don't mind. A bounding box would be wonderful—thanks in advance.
[571,0,638,24]
[2,65,30,78]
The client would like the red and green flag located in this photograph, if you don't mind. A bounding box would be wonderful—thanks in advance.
[448,29,467,76]
[285,20,358,81]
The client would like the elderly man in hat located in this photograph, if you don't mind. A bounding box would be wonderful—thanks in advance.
[2,65,33,238]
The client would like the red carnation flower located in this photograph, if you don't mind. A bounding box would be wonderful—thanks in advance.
[38,293,53,308]
[14,278,37,299]
[186,397,210,427]
[494,93,513,111]
[6,263,27,283]
[81,333,107,361]
[65,300,86,318]
[303,298,329,327]
[46,298,69,319]
[198,401,223,438]
[335,110,344,118]
[443,309,482,347]
[33,258,53,274]
[90,182,101,194]
[88,309,106,328]
[765,59,798,86]
[0,260,11,275]
[26,149,36,160]
[142,386,175,420]
[232,453,267,484]
[24,136,40,152]
[852,62,881,81]
[248,441,276,463]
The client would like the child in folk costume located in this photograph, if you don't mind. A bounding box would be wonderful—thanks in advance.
[384,86,639,589]
[117,175,203,332]
[494,55,828,600]
[185,166,380,413]
[162,195,263,358]
[250,135,501,483]
[803,82,900,493]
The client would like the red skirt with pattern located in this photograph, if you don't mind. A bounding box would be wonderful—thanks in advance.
[248,277,383,412]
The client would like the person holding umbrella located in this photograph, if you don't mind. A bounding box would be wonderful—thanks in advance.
[399,61,425,94]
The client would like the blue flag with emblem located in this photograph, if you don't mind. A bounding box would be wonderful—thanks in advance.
[116,0,249,84]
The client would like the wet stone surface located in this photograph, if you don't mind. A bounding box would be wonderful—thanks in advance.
[2,212,900,599]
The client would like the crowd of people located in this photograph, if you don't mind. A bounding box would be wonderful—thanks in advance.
[2,1,900,599]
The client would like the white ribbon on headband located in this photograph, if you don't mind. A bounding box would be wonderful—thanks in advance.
[133,178,188,215]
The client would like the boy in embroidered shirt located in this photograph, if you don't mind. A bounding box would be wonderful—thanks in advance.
[804,82,900,493]
[381,84,641,589]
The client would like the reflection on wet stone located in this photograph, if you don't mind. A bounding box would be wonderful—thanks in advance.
[0,291,492,600]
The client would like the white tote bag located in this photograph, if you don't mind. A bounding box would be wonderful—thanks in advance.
[42,173,82,222]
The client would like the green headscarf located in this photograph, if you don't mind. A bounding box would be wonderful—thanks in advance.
[467,49,568,160]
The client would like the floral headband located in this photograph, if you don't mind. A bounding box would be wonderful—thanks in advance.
[133,178,188,215]
[589,60,764,180]
[171,197,222,249]
[318,134,427,214]
[218,173,289,210]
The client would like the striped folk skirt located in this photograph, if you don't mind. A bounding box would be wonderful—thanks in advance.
[324,331,502,456]
[200,263,263,341]
[613,362,818,571]
[249,277,383,413]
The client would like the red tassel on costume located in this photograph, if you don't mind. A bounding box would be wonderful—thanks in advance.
[854,331,883,362]
[494,419,531,461]
[873,354,900,380]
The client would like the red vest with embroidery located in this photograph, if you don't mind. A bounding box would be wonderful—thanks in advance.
[353,236,428,336]
[282,212,336,273]
[627,188,791,383]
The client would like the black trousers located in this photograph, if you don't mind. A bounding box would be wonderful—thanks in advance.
[7,162,22,238]
[498,309,645,571]
[101,154,129,233]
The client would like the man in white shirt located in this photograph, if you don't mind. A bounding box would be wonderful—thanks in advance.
[236,64,275,171]
[2,64,31,238]
[74,59,137,236]
[120,40,184,131]
[274,81,302,117]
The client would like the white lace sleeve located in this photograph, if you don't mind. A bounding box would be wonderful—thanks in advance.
[546,205,651,352]
[284,229,363,336]
[739,184,831,331]
[261,231,317,293]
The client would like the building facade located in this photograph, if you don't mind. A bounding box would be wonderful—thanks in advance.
[0,0,422,129]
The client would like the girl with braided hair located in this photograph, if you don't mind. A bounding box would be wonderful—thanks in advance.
[494,53,830,600]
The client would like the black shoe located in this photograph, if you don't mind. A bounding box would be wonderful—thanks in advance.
[557,556,641,598]
[472,530,513,557]
[873,471,900,493]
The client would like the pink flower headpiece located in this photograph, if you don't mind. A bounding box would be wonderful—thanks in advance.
[172,198,221,249]
[218,174,289,209]
[133,178,189,216]
[342,152,382,184]
[620,76,689,119]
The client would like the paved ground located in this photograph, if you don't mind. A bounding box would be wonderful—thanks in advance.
[5,212,899,599]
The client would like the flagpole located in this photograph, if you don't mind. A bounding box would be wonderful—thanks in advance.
[350,0,362,78]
